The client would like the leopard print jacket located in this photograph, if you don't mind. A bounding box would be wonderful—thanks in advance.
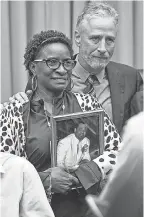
[0,101,27,158]
[0,93,122,179]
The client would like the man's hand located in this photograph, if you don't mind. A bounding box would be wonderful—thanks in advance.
[66,165,79,173]
[51,167,79,194]
[9,90,32,104]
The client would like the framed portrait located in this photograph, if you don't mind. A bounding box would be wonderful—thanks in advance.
[50,110,104,169]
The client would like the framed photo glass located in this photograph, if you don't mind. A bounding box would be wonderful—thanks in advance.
[50,110,104,170]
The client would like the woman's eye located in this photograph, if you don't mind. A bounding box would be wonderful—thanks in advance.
[49,59,58,65]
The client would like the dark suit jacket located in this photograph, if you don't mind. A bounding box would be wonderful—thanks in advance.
[130,71,143,116]
[130,90,143,116]
[106,61,142,134]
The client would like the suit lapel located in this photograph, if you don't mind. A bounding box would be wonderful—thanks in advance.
[106,62,125,133]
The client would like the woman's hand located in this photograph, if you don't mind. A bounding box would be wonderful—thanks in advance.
[51,167,79,194]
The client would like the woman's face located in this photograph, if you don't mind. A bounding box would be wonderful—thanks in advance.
[33,42,72,95]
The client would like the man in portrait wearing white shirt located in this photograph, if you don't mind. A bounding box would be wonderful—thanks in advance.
[57,122,90,172]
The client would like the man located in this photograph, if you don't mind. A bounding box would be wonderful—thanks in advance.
[57,122,90,172]
[0,152,55,217]
[71,1,143,134]
[86,111,144,217]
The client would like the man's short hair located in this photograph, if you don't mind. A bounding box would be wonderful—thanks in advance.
[76,2,119,31]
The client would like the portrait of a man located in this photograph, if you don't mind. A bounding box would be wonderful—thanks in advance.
[51,110,104,168]
[57,122,90,172]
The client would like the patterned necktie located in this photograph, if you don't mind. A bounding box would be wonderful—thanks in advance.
[83,74,99,97]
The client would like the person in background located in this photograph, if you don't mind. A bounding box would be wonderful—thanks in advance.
[57,122,90,172]
[0,152,55,217]
[86,112,144,217]
[0,29,121,217]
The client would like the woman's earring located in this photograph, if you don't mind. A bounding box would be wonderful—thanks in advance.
[32,75,37,92]
[70,77,74,90]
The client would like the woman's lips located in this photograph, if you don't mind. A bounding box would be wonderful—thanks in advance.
[52,77,67,80]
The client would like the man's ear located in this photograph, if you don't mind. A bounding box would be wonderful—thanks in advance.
[74,30,81,47]
[29,62,36,76]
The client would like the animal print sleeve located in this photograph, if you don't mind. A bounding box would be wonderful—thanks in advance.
[0,101,27,158]
[93,112,122,178]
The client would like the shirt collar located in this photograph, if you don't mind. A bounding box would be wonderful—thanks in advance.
[32,90,64,102]
[74,54,106,84]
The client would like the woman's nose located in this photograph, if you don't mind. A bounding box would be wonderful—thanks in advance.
[56,63,67,74]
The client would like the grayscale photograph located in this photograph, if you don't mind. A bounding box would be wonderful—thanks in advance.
[1,1,143,217]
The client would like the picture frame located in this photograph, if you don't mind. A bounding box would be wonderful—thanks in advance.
[50,110,104,168]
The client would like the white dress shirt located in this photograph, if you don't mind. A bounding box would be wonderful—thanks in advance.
[0,153,55,217]
[57,133,91,170]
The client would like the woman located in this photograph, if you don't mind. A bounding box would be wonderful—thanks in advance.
[0,30,121,217]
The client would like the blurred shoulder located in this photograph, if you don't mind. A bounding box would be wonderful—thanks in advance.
[0,153,38,181]
[122,112,144,153]
[125,112,144,134]
[0,152,28,168]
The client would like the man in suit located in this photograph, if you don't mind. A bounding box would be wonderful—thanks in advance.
[71,1,143,135]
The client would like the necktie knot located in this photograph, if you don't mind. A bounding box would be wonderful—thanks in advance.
[88,74,99,85]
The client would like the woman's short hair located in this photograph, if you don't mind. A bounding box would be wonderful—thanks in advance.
[76,2,119,31]
[24,30,73,73]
